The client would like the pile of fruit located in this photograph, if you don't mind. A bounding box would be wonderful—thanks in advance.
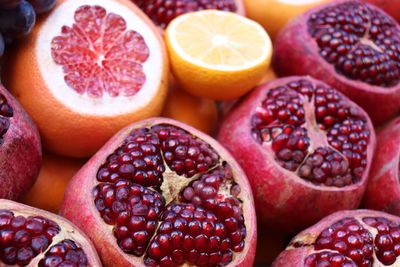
[0,0,399,266]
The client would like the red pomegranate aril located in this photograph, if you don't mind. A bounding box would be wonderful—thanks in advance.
[272,210,400,267]
[273,0,400,125]
[132,0,238,28]
[218,76,375,232]
[60,118,256,266]
[0,200,100,266]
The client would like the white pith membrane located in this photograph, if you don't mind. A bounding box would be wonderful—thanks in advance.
[275,0,324,5]
[251,79,371,189]
[36,0,163,116]
[0,205,91,266]
[93,123,250,266]
[167,10,271,71]
[288,214,400,267]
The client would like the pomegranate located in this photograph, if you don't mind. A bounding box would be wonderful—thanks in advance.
[363,0,400,22]
[272,209,400,266]
[362,117,400,214]
[0,84,41,200]
[273,0,400,126]
[0,199,101,266]
[60,118,256,267]
[131,0,245,29]
[217,76,376,232]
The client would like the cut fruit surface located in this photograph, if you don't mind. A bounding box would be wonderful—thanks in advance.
[60,118,257,267]
[166,9,272,100]
[131,0,245,29]
[5,0,168,157]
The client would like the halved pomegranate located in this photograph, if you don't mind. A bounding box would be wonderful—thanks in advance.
[363,117,400,214]
[0,199,101,266]
[0,84,41,200]
[218,76,376,232]
[131,0,245,29]
[273,209,400,266]
[273,0,400,125]
[60,118,256,266]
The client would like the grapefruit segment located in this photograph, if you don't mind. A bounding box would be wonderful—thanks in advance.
[6,0,168,157]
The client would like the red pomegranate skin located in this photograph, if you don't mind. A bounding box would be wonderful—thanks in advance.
[217,76,376,233]
[0,84,41,200]
[60,117,256,267]
[362,117,400,214]
[363,0,400,22]
[273,0,400,126]
[272,209,400,267]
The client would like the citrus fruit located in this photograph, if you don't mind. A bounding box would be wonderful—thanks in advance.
[20,152,86,213]
[165,9,272,101]
[4,0,169,157]
[162,75,218,135]
[244,0,333,40]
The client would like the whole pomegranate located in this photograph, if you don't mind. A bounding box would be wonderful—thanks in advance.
[363,117,400,214]
[273,209,400,266]
[363,0,400,22]
[131,0,245,29]
[0,84,41,200]
[273,0,400,126]
[218,76,376,232]
[60,118,256,267]
[0,199,101,266]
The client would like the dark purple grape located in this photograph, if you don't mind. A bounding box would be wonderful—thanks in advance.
[0,1,36,38]
[26,0,55,14]
[0,0,22,9]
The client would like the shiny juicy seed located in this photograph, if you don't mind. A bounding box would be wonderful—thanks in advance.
[132,0,237,28]
[179,166,245,229]
[304,251,357,267]
[26,0,55,14]
[51,5,150,98]
[97,128,165,187]
[312,217,374,266]
[308,1,400,87]
[363,217,400,265]
[152,124,219,177]
[38,239,88,267]
[0,1,35,38]
[144,204,242,266]
[93,180,165,256]
[251,79,370,187]
[0,211,60,266]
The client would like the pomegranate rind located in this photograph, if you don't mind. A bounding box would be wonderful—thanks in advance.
[0,199,102,266]
[364,0,400,23]
[363,117,400,214]
[272,0,400,126]
[0,85,41,200]
[272,209,400,267]
[217,76,376,232]
[60,117,257,267]
[4,0,169,157]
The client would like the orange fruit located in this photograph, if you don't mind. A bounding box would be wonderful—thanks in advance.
[244,0,333,40]
[20,153,86,213]
[165,10,272,101]
[5,0,169,158]
[162,76,218,135]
